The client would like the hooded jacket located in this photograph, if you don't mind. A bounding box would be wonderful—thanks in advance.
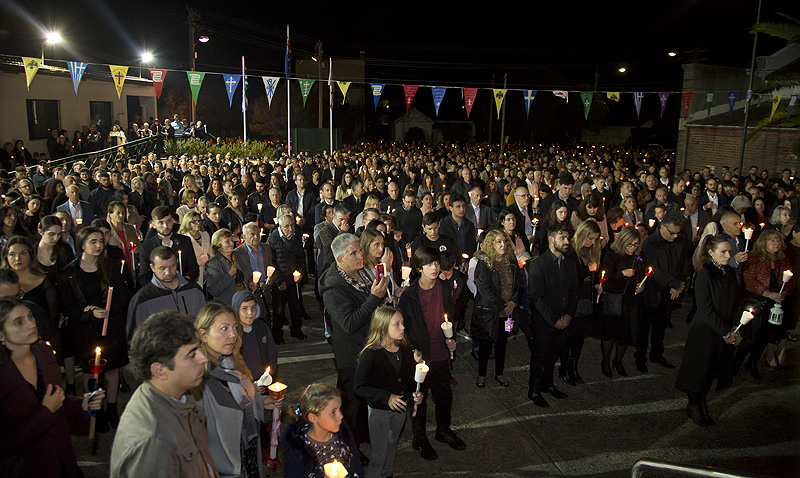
[126,274,206,343]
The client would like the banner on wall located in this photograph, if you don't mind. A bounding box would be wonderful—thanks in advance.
[370,83,385,110]
[431,86,447,116]
[222,74,241,107]
[263,77,279,107]
[187,72,206,105]
[681,92,693,119]
[553,90,568,102]
[464,87,478,117]
[109,65,129,99]
[523,90,537,118]
[149,69,167,99]
[22,57,41,90]
[580,91,592,120]
[493,89,507,119]
[789,95,798,119]
[67,61,87,96]
[727,91,738,116]
[298,79,315,106]
[337,81,351,105]
[404,85,419,112]
[632,92,644,118]
[658,92,670,119]
[770,93,782,121]
[606,92,620,102]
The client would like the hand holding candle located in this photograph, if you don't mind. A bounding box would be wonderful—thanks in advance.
[293,270,301,296]
[441,315,454,360]
[638,267,653,289]
[597,270,606,302]
[412,362,429,417]
[324,460,348,478]
[266,382,288,469]
[256,367,273,387]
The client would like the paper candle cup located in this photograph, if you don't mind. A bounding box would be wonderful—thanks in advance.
[648,219,656,228]
[441,320,453,338]
[293,270,301,282]
[740,311,754,325]
[783,270,793,283]
[257,203,263,211]
[588,262,598,272]
[743,228,753,240]
[266,266,276,278]
[401,266,411,280]
[267,382,288,401]
[76,218,83,226]
[414,362,429,383]
[323,460,348,478]
[256,368,273,387]
[253,271,262,284]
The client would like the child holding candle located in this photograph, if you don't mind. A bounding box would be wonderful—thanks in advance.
[283,383,365,478]
[354,306,422,478]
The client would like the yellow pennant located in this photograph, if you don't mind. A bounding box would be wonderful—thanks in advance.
[607,92,621,102]
[770,93,782,122]
[493,89,507,119]
[109,65,129,99]
[22,57,42,90]
[337,81,351,105]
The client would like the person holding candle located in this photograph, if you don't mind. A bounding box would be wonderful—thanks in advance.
[206,229,247,305]
[354,306,422,478]
[741,229,795,376]
[470,229,525,388]
[234,222,274,321]
[283,383,365,478]
[194,302,281,478]
[138,206,199,284]
[106,201,141,278]
[233,290,278,384]
[0,297,105,477]
[92,219,137,291]
[360,228,399,298]
[267,215,308,341]
[498,207,532,261]
[58,226,130,429]
[676,235,742,426]
[179,211,212,288]
[398,245,464,460]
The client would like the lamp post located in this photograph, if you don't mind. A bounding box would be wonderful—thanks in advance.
[187,8,208,124]
[314,41,323,128]
[41,31,61,66]
[140,51,153,79]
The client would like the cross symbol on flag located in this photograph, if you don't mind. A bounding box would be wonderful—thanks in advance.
[114,71,125,83]
[466,98,473,107]
[189,74,201,86]
[495,91,504,99]
[151,71,163,82]
[525,91,535,102]
[226,76,237,93]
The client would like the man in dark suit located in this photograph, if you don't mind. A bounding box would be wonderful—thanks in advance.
[537,173,579,220]
[138,206,199,284]
[245,176,269,216]
[56,185,94,229]
[318,204,350,277]
[320,159,343,186]
[449,166,473,199]
[696,177,727,216]
[438,193,477,259]
[234,222,273,322]
[510,186,535,241]
[285,173,316,234]
[526,223,578,408]
[681,195,711,246]
[608,180,634,210]
[465,185,492,232]
[342,180,365,230]
[314,182,339,226]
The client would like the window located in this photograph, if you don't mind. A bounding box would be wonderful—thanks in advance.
[26,99,60,140]
[90,101,113,134]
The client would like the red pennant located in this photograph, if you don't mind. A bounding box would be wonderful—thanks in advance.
[681,92,693,119]
[464,88,478,118]
[403,85,419,112]
[149,69,168,99]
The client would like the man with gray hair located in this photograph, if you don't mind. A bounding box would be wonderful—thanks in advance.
[730,194,758,226]
[234,222,273,322]
[318,203,351,276]
[319,232,388,455]
[55,184,94,229]
[267,214,307,342]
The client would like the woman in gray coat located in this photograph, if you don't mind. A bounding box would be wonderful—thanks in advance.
[205,228,245,304]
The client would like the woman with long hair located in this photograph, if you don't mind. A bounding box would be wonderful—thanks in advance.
[58,227,130,428]
[106,201,140,278]
[676,235,741,426]
[354,194,381,230]
[178,211,212,288]
[571,195,609,248]
[498,207,531,261]
[533,199,572,254]
[221,191,246,235]
[336,171,354,201]
[20,195,43,235]
[622,195,644,229]
[419,191,434,216]
[205,177,225,205]
[753,197,769,228]
[471,229,524,388]
[0,206,29,249]
[35,215,74,286]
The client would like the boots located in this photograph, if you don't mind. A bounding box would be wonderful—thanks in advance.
[567,358,583,384]
[527,379,550,408]
[686,392,713,427]
[559,362,576,386]
[699,394,715,426]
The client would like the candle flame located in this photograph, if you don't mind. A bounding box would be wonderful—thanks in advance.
[444,314,448,322]
[265,366,270,376]
[95,347,101,354]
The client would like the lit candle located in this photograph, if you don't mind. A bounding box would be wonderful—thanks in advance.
[588,262,598,272]
[743,228,753,250]
[477,228,484,237]
[257,203,263,212]
[401,266,411,281]
[733,310,755,333]
[120,260,125,275]
[323,460,348,478]
[266,266,276,278]
[648,219,656,228]
[76,218,83,226]
[462,253,469,262]
[779,269,793,296]
[178,250,183,275]
[441,315,454,360]
[518,258,527,268]
[293,270,301,283]
[94,347,101,368]
[597,270,607,303]
[256,366,272,387]
[295,216,301,224]
[406,243,412,259]
[638,267,653,289]
[253,271,262,284]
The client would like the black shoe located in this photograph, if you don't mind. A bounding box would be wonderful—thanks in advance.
[412,437,438,460]
[745,361,762,380]
[601,360,613,378]
[613,361,628,377]
[568,359,583,384]
[435,428,466,451]
[494,376,510,387]
[559,363,576,386]
[290,331,307,340]
[686,404,713,427]
[475,378,486,388]
[699,395,716,427]
[636,359,648,374]
[543,385,567,399]
[650,356,675,369]
[527,389,550,408]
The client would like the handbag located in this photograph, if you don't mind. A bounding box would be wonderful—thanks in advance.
[602,260,634,317]
[575,298,594,318]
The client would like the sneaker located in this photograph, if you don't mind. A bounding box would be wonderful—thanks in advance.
[435,428,466,451]
[412,436,438,460]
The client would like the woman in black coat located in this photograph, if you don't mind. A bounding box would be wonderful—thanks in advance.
[675,235,741,427]
[470,229,525,388]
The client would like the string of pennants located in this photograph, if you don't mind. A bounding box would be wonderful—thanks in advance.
[21,56,799,121]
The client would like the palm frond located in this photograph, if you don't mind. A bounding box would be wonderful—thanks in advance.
[746,109,800,142]
[775,12,800,26]
[750,21,800,44]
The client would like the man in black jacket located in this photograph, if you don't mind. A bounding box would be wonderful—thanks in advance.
[138,206,199,284]
[267,214,308,341]
[438,193,477,259]
[526,223,578,408]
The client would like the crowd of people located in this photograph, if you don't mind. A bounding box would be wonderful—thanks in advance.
[0,136,797,477]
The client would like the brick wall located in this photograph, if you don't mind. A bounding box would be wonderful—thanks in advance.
[679,125,799,174]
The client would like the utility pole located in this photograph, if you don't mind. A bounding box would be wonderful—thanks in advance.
[315,41,323,129]
[738,0,762,176]
[488,73,495,143]
[499,74,508,156]
[187,7,200,124]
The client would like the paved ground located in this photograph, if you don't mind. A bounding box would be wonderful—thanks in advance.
[74,285,799,477]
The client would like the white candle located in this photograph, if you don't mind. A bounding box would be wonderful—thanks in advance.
[178,250,183,275]
[648,219,656,228]
[323,460,348,478]
[743,228,753,240]
[94,347,101,367]
[401,266,411,280]
[293,270,301,282]
[256,367,272,387]
[733,310,755,333]
[414,362,429,383]
[120,260,125,275]
[257,203,263,211]
[783,270,793,283]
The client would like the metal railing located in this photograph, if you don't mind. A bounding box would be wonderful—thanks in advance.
[632,459,765,478]
[49,135,159,173]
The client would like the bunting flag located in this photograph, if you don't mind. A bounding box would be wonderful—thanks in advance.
[658,92,670,119]
[242,75,249,112]
[770,93,782,121]
[298,79,315,106]
[580,91,593,120]
[745,89,752,113]
[149,69,167,99]
[369,83,385,110]
[109,65,128,99]
[222,74,241,107]
[22,57,42,90]
[186,72,205,104]
[263,77,279,108]
[757,93,764,109]
[464,87,478,117]
[553,90,569,103]
[632,92,644,119]
[705,92,714,117]
[493,89,507,119]
[788,95,798,119]
[606,92,621,102]
[285,25,291,80]
[523,90,537,118]
[337,81,351,105]
[727,91,738,116]
[67,61,87,96]
[431,86,447,116]
[681,92,693,119]
[403,85,419,112]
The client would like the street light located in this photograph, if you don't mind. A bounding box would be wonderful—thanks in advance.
[618,67,627,73]
[41,31,62,65]
[140,51,153,78]
[198,35,209,43]
[668,51,677,57]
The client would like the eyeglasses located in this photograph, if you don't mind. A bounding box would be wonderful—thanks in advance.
[190,220,202,224]
[663,227,681,236]
[626,242,640,248]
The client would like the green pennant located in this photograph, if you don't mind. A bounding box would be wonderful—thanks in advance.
[298,79,315,107]
[187,71,206,105]
[580,91,593,120]
[705,91,714,118]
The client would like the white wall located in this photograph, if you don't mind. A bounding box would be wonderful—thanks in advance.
[0,70,156,154]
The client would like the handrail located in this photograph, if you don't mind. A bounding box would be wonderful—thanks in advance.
[49,135,159,173]
[632,459,765,478]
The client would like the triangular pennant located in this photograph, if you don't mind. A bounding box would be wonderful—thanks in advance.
[705,92,714,118]
[22,57,42,90]
[298,79,315,107]
[727,91,738,116]
[431,86,447,116]
[682,92,693,119]
[770,93,782,122]
[745,89,752,114]
[263,77,279,108]
[337,81,351,105]
[493,89,507,119]
[109,65,129,99]
[788,95,798,119]
[186,72,205,105]
[222,74,241,107]
[403,85,419,112]
[67,61,87,96]
[523,90,537,118]
[149,69,167,99]
[632,92,644,119]
[658,92,670,119]
[464,87,478,118]
[370,83,385,111]
[606,92,620,102]
[242,75,249,112]
[580,91,593,120]
[553,90,569,103]
[757,93,765,109]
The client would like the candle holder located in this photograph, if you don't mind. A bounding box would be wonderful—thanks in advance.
[412,362,429,417]
[266,382,288,470]
[87,357,107,445]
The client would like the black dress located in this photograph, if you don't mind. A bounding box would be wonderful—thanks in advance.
[600,250,643,346]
